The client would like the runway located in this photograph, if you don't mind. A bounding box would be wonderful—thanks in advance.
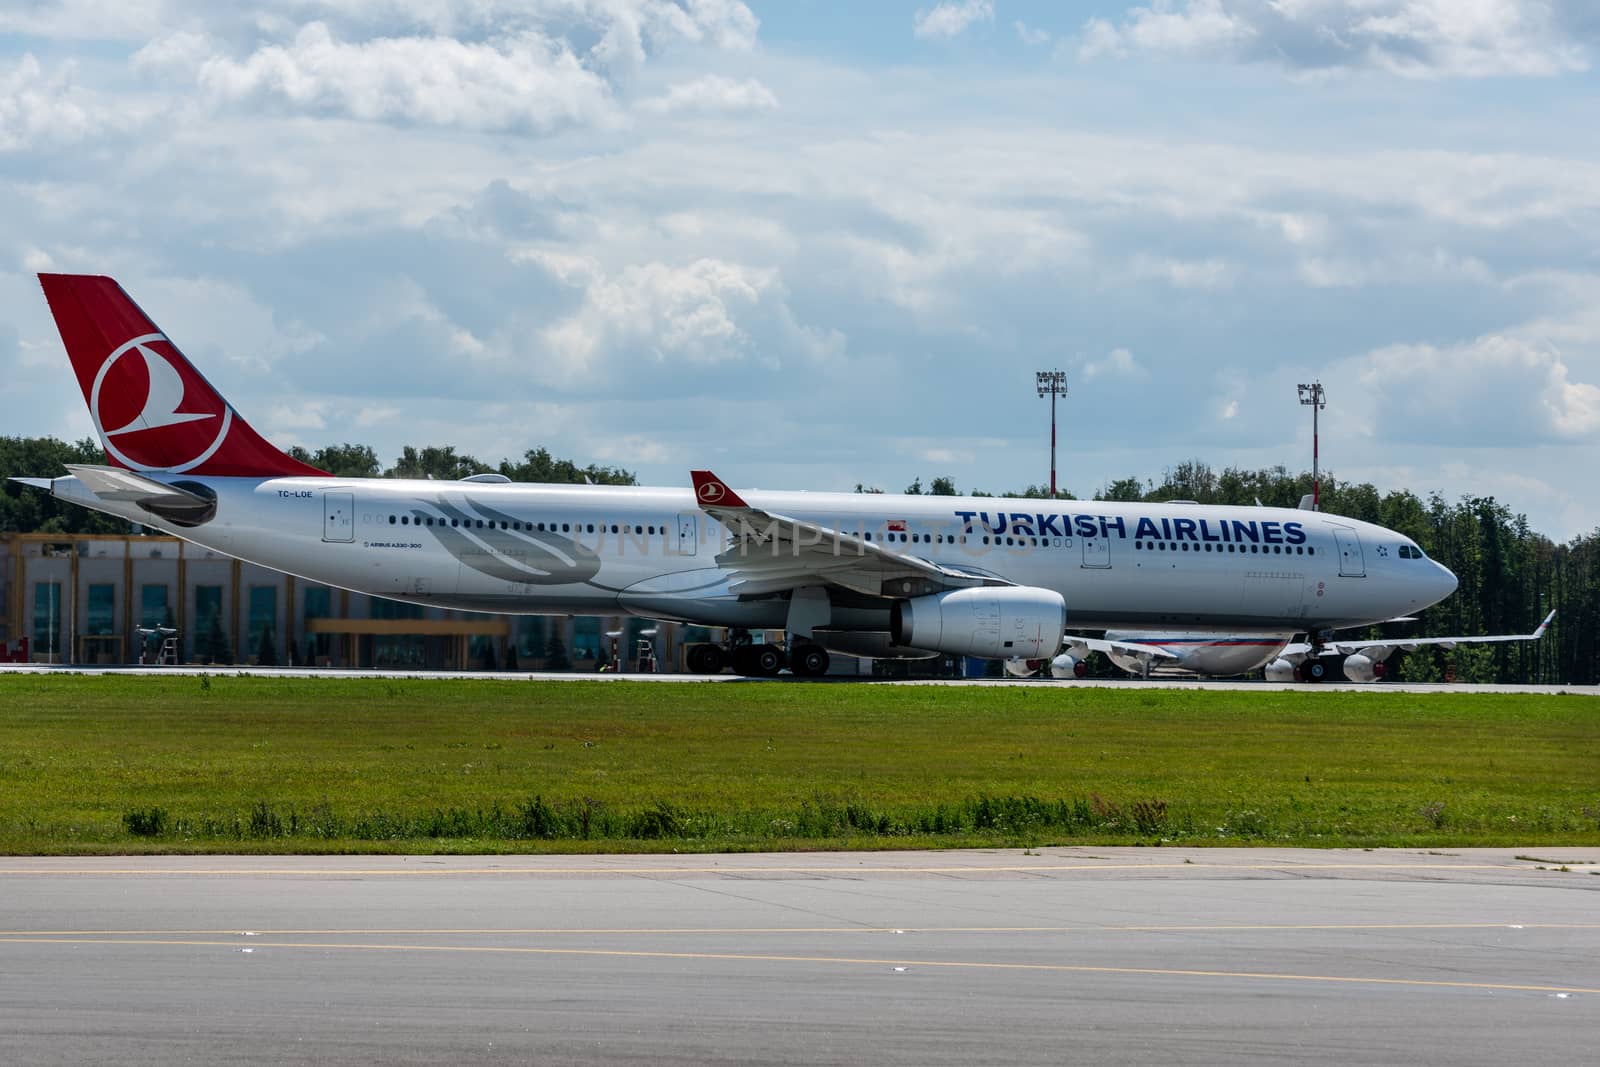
[3,662,1597,696]
[3,848,1596,1064]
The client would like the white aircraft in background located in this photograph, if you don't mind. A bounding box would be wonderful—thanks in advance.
[1038,610,1556,682]
[16,273,1460,677]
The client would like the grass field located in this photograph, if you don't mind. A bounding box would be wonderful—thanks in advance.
[0,675,1596,854]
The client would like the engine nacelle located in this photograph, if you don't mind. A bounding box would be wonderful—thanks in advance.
[891,587,1066,660]
[1049,653,1088,679]
[1342,653,1386,683]
[1264,658,1297,682]
[1004,658,1043,678]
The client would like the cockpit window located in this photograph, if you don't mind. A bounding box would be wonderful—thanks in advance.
[1398,544,1426,559]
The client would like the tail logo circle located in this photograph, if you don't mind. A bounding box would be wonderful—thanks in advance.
[90,334,233,473]
[698,481,726,503]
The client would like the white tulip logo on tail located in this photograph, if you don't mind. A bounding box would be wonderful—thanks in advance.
[90,333,233,473]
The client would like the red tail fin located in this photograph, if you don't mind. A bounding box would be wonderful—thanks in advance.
[38,273,326,477]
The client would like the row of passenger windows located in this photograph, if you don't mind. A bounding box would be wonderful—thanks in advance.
[387,515,665,536]
[381,513,1320,558]
[1135,541,1314,555]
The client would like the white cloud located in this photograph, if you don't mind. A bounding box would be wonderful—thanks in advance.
[1221,399,1239,420]
[1079,0,1254,60]
[1014,21,1051,47]
[914,1,993,41]
[194,22,616,132]
[0,0,174,41]
[1,1,762,52]
[637,74,777,115]
[1077,0,1594,78]
[539,257,779,382]
[1082,348,1149,382]
[0,54,95,151]
[1356,332,1600,444]
[1130,255,1234,289]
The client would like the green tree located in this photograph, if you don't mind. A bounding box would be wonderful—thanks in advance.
[497,447,634,486]
[544,634,571,671]
[929,476,958,496]
[385,445,493,480]
[255,625,278,667]
[286,443,381,478]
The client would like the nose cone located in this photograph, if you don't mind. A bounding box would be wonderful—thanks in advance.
[1430,561,1459,606]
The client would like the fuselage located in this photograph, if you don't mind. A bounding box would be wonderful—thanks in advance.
[48,474,1459,637]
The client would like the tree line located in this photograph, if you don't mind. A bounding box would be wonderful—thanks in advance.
[4,438,1595,683]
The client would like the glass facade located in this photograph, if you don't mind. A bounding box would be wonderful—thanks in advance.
[194,585,225,661]
[86,584,115,635]
[140,584,170,628]
[247,586,277,662]
[32,582,61,655]
[302,584,332,661]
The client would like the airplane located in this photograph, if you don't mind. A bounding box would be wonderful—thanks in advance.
[14,273,1460,677]
[1036,609,1556,682]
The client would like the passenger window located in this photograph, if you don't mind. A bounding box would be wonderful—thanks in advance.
[388,515,396,524]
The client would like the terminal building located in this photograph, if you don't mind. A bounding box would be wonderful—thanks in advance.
[0,532,732,672]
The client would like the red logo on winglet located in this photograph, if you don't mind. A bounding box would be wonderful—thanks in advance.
[691,470,746,508]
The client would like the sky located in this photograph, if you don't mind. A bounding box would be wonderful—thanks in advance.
[3,0,1599,539]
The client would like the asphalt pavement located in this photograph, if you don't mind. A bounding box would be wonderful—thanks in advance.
[2,847,1596,1065]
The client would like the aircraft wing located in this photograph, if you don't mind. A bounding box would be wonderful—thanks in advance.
[690,470,1004,599]
[1316,610,1557,658]
[1063,635,1180,662]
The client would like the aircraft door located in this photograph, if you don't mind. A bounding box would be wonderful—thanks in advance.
[1333,526,1365,577]
[323,492,354,543]
[1081,535,1110,569]
[676,513,697,556]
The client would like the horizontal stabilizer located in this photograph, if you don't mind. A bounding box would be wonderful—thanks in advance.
[8,476,55,491]
[65,463,217,526]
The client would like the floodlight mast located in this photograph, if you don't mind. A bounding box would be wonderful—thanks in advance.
[1297,381,1327,511]
[1036,371,1068,499]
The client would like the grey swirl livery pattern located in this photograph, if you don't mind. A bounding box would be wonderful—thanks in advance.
[413,496,602,585]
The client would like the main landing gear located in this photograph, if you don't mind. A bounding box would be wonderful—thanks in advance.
[683,632,831,678]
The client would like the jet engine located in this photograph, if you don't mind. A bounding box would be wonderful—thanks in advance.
[890,587,1066,660]
[1264,658,1297,683]
[1342,653,1386,683]
[1004,658,1044,678]
[1049,653,1088,679]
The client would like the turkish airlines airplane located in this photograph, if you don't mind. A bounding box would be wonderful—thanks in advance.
[17,274,1460,677]
[1047,610,1556,683]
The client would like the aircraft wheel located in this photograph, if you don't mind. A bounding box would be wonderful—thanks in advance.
[790,644,830,677]
[751,643,786,677]
[686,643,726,675]
[1303,659,1328,683]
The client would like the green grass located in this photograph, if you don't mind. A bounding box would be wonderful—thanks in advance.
[0,675,1597,854]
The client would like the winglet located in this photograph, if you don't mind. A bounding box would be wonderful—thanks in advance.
[1533,609,1556,638]
[690,469,748,509]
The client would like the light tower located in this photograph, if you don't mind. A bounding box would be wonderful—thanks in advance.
[1297,380,1326,511]
[1036,370,1068,499]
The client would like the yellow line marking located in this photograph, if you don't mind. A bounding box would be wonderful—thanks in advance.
[0,862,1526,877]
[1,936,1593,995]
[3,923,1597,936]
